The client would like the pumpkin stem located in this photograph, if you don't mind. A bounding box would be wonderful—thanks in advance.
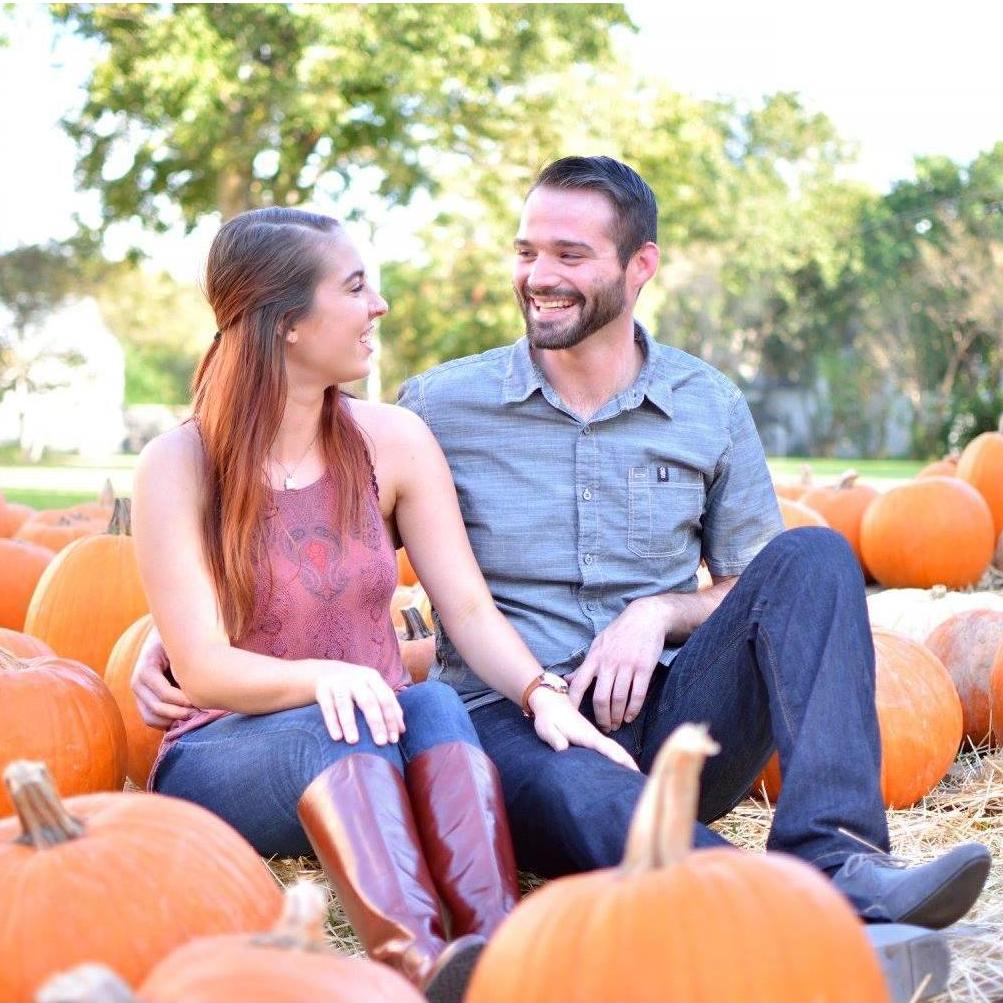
[401,605,432,641]
[98,478,116,508]
[4,761,85,847]
[0,647,24,672]
[106,498,132,537]
[621,723,720,872]
[798,462,812,487]
[838,469,859,490]
[34,963,136,1003]
[251,880,330,952]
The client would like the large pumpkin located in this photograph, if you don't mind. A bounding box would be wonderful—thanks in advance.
[0,761,283,1001]
[924,610,1003,746]
[800,470,878,575]
[957,416,1003,540]
[467,724,889,1003]
[867,585,1003,642]
[24,499,149,675]
[0,649,127,816]
[753,628,962,809]
[859,477,994,589]
[0,537,55,630]
[104,615,164,788]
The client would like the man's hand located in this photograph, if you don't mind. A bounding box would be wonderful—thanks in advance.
[131,626,197,730]
[530,688,639,771]
[567,596,670,733]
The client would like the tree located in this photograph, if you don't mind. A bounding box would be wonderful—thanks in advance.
[52,3,632,227]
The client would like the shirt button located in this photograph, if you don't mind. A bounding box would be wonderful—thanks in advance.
[582,425,591,435]
[582,488,592,500]
[586,602,597,612]
[584,554,593,565]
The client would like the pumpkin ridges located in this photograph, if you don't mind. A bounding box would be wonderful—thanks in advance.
[800,470,879,574]
[957,416,1003,538]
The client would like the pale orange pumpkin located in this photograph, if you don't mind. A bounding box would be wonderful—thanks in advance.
[916,453,959,479]
[0,499,34,537]
[0,761,283,1001]
[753,628,962,809]
[0,648,127,816]
[0,626,54,659]
[800,470,878,574]
[778,496,829,529]
[957,416,1003,540]
[867,585,1003,642]
[859,477,994,589]
[24,499,149,675]
[773,463,813,500]
[16,510,107,553]
[924,609,1003,746]
[104,615,163,788]
[0,537,55,630]
[467,724,889,1003]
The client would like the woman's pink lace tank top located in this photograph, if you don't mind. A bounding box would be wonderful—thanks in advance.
[148,468,409,788]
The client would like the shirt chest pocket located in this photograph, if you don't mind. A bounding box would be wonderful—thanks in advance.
[627,464,705,558]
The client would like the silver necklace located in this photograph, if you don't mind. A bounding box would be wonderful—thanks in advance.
[272,431,319,490]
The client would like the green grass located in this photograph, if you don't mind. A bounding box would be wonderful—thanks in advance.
[1,488,103,510]
[767,457,924,479]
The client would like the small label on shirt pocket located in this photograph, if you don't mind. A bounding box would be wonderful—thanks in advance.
[627,464,704,558]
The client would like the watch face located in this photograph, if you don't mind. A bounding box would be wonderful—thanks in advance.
[542,671,569,693]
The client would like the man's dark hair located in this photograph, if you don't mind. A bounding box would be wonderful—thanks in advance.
[529,156,657,266]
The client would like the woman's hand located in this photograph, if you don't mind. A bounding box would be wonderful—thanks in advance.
[529,688,639,771]
[315,663,406,746]
[131,628,197,730]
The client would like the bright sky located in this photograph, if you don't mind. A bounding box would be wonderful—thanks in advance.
[2,1,1002,281]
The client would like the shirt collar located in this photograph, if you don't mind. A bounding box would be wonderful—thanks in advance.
[503,321,674,419]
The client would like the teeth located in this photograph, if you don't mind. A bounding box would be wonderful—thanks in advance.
[534,299,575,310]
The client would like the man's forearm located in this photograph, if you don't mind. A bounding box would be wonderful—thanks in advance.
[642,576,739,645]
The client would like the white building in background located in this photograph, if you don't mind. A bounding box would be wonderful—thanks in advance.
[0,297,126,459]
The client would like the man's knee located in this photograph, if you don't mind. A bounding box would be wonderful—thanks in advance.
[763,526,861,583]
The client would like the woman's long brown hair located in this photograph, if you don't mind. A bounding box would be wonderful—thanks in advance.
[192,207,373,639]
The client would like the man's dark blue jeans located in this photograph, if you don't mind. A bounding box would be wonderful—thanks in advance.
[471,527,889,878]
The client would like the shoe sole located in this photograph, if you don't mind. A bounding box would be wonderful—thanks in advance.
[424,940,485,1003]
[896,852,991,929]
[866,924,950,1002]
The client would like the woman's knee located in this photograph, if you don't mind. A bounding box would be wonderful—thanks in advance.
[398,680,480,752]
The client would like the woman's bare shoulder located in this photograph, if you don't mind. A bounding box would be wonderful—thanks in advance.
[136,421,204,479]
[345,396,427,445]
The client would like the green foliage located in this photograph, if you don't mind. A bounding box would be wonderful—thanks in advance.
[52,3,631,226]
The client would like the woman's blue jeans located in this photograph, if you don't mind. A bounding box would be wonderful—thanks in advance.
[153,679,480,857]
[471,527,890,878]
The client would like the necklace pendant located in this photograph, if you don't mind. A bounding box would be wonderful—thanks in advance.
[283,475,295,490]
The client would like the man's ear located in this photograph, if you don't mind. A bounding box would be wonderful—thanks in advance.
[629,241,660,291]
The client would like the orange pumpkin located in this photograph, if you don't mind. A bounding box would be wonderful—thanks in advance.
[24,499,149,675]
[467,724,889,1003]
[0,627,54,659]
[396,547,419,587]
[0,761,283,1001]
[0,499,34,537]
[104,615,163,788]
[778,497,829,529]
[16,510,107,553]
[924,609,1003,746]
[859,477,994,589]
[988,639,1003,747]
[0,537,54,630]
[753,628,962,809]
[773,463,813,500]
[916,453,959,479]
[800,470,878,575]
[0,649,127,816]
[957,416,1003,540]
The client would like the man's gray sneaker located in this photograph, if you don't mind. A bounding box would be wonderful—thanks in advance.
[832,843,991,929]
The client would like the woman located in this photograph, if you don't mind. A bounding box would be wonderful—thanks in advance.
[131,207,635,1000]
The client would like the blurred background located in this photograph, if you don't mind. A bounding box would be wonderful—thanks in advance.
[1,1,1002,507]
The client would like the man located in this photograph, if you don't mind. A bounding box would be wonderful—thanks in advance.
[136,157,988,934]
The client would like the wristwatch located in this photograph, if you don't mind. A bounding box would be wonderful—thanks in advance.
[521,671,570,718]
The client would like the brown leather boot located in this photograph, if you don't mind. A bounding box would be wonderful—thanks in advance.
[405,741,521,939]
[297,754,447,986]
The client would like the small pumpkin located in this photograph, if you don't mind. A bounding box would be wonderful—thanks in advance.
[0,760,283,1001]
[753,628,962,809]
[957,416,1003,540]
[0,626,55,659]
[0,537,55,630]
[104,615,164,788]
[467,724,889,1003]
[867,585,1003,641]
[800,470,878,575]
[0,648,127,815]
[0,499,34,537]
[24,499,149,675]
[859,477,994,589]
[778,497,828,529]
[924,609,1003,746]
[916,453,959,479]
[16,510,107,553]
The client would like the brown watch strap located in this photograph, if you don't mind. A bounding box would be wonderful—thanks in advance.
[521,675,546,718]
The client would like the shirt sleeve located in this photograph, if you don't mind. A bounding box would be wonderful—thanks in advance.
[701,391,784,577]
[396,375,429,425]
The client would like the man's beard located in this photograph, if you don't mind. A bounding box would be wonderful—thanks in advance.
[517,275,628,351]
